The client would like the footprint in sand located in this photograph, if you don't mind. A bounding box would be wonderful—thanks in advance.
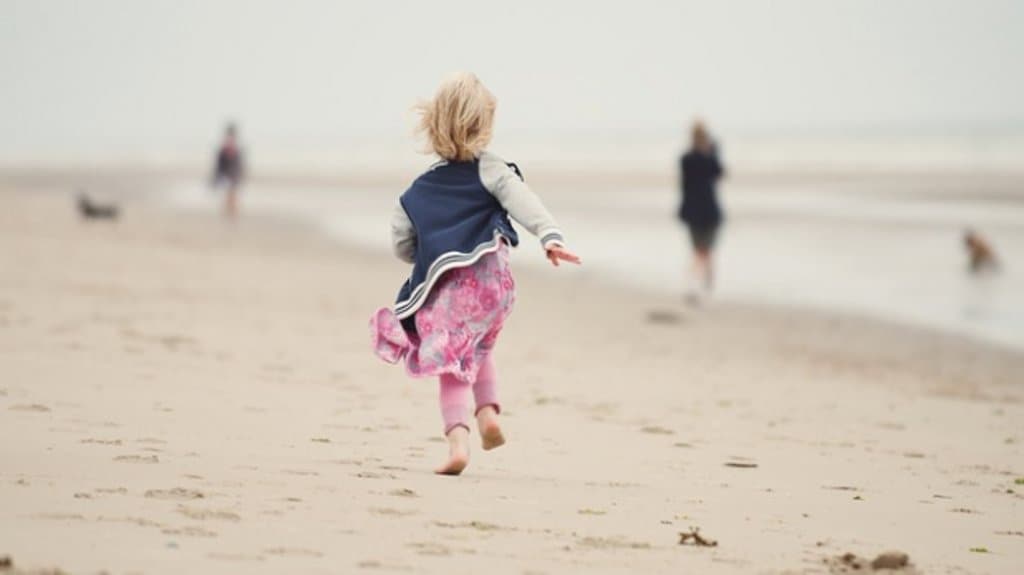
[388,488,418,498]
[370,507,418,518]
[406,542,454,556]
[354,471,398,480]
[264,547,323,558]
[100,516,164,529]
[583,402,618,417]
[576,536,651,550]
[94,487,129,496]
[136,438,167,445]
[113,455,159,464]
[639,425,674,435]
[432,520,507,532]
[331,458,364,467]
[33,512,87,521]
[725,456,758,469]
[162,526,218,538]
[144,488,204,500]
[585,480,642,489]
[356,559,414,571]
[646,309,685,325]
[823,485,861,492]
[121,328,199,352]
[378,465,408,472]
[81,438,123,445]
[177,506,240,522]
[9,404,51,413]
[950,507,981,514]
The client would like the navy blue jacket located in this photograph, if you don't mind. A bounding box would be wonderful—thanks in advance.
[679,149,724,227]
[389,152,565,322]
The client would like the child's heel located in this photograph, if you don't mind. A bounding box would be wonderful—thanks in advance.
[480,421,505,451]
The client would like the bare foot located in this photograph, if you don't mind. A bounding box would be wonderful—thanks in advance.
[435,426,469,475]
[477,405,505,451]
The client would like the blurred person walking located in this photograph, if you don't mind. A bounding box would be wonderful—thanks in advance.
[211,123,246,218]
[678,121,725,301]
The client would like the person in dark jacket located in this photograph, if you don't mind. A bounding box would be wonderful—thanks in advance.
[679,121,725,298]
[211,123,245,218]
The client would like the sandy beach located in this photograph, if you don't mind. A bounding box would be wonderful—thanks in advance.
[2,179,1023,574]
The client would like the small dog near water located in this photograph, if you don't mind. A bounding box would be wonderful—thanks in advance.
[76,192,119,221]
[964,229,998,273]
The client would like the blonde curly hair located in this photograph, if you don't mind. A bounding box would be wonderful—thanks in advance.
[416,72,496,162]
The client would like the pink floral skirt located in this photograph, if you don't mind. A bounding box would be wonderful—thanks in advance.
[370,244,515,383]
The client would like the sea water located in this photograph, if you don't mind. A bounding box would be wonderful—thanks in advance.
[166,171,1024,350]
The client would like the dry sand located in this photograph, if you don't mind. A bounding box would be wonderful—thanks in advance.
[1,183,1022,574]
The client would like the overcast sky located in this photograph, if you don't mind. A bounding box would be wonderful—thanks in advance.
[1,0,1021,167]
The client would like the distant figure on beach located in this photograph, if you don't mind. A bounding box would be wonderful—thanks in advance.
[964,229,999,273]
[678,121,725,301]
[210,123,245,218]
[370,73,581,476]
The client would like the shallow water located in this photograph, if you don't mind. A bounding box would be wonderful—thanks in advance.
[167,173,1024,350]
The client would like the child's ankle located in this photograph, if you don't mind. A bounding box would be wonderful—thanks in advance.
[445,424,470,440]
[476,405,505,450]
[475,404,500,419]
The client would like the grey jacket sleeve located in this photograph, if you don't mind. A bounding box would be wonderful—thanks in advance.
[478,151,565,250]
[390,199,416,263]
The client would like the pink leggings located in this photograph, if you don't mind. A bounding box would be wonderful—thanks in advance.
[439,355,499,434]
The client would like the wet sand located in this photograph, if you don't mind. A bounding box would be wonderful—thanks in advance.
[1,183,1022,574]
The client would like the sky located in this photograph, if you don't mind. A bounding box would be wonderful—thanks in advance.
[1,0,1022,169]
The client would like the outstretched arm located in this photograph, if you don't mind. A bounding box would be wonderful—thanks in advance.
[478,152,580,266]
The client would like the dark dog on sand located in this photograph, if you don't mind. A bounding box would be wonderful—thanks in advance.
[76,192,119,221]
[964,229,998,273]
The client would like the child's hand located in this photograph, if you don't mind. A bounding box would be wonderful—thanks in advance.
[546,245,581,267]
